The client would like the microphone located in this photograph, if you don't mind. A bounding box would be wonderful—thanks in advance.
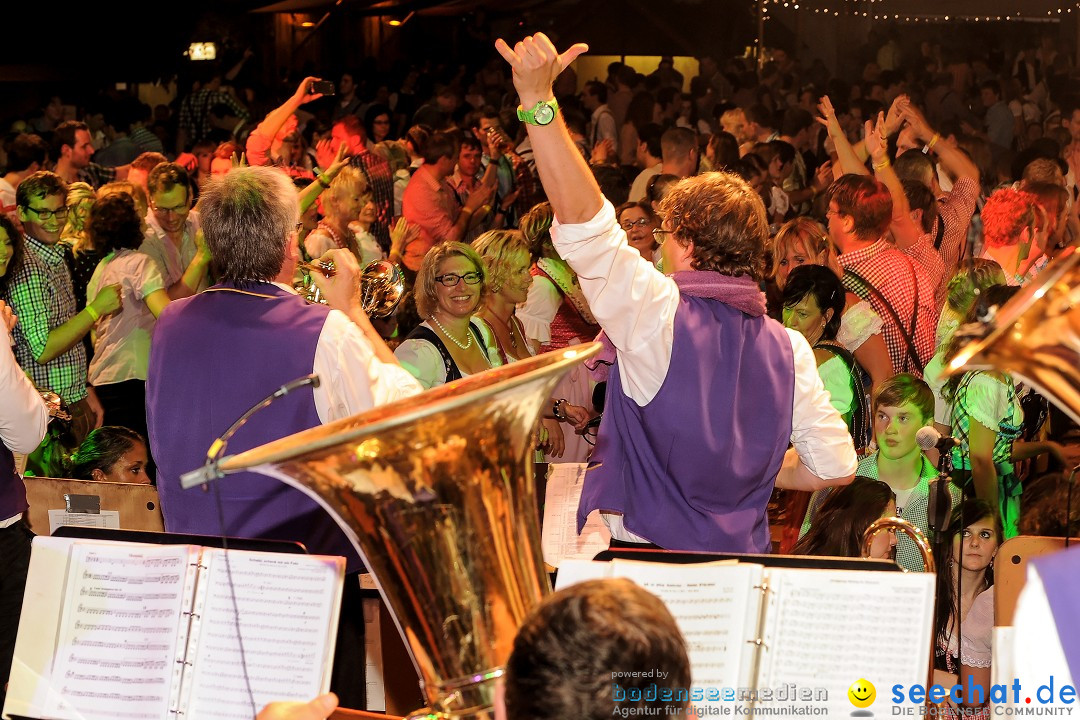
[274,373,321,398]
[917,426,958,535]
[916,426,960,452]
[180,373,322,490]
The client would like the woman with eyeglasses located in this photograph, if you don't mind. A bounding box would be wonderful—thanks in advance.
[394,241,499,389]
[615,201,661,265]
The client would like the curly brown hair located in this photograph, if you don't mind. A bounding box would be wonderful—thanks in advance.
[657,171,769,280]
[88,193,144,253]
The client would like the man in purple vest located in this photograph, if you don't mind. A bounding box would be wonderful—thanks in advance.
[146,165,422,707]
[496,35,857,554]
[0,300,48,709]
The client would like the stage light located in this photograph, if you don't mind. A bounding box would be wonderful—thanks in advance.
[386,11,415,26]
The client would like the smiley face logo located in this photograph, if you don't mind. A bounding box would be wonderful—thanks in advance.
[848,679,876,708]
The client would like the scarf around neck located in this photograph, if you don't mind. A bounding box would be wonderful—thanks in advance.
[587,271,767,381]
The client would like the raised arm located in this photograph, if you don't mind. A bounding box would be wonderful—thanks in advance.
[904,105,980,184]
[817,96,869,177]
[494,34,598,224]
[865,112,922,250]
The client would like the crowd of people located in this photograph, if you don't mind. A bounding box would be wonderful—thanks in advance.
[2,23,1080,719]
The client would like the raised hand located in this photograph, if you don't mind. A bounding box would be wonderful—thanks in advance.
[494,33,588,100]
[0,299,16,333]
[293,76,326,106]
[816,95,843,138]
[389,217,420,258]
[864,111,889,162]
[884,94,910,135]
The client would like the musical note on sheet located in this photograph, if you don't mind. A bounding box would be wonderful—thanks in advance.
[755,568,935,717]
[609,559,763,691]
[180,549,343,719]
[44,542,196,720]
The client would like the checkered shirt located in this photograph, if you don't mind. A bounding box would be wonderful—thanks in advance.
[350,149,394,251]
[840,240,939,377]
[936,176,980,272]
[78,162,117,190]
[178,88,251,145]
[3,234,88,403]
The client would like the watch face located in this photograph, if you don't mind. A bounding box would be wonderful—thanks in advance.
[534,103,555,125]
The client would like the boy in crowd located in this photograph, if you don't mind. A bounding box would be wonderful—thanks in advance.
[803,374,960,571]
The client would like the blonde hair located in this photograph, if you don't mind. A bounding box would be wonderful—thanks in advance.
[520,202,555,260]
[770,217,840,282]
[62,181,97,249]
[414,241,486,319]
[326,165,369,211]
[472,229,530,293]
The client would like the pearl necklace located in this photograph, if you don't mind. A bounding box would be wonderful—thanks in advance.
[430,315,472,350]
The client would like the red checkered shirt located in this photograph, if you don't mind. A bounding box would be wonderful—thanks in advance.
[935,176,980,272]
[840,240,940,376]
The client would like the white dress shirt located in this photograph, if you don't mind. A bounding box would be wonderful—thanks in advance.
[266,284,423,421]
[2,327,48,525]
[550,201,858,484]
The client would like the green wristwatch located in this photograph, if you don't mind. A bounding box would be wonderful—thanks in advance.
[517,98,560,126]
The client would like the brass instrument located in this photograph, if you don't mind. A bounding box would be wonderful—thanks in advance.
[943,246,1080,423]
[298,259,405,318]
[214,343,601,719]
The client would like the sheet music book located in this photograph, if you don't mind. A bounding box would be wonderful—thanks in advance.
[557,558,935,716]
[5,536,345,720]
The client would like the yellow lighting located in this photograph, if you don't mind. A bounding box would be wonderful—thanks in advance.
[300,21,316,27]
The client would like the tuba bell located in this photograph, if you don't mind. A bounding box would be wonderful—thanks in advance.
[214,343,601,719]
[941,246,1080,423]
[297,259,405,319]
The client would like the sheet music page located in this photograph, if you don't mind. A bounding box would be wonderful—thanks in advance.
[755,568,935,716]
[179,549,345,720]
[542,463,611,567]
[610,560,764,691]
[43,542,198,720]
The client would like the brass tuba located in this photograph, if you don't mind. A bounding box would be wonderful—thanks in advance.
[942,246,1080,423]
[214,343,601,719]
[297,259,405,318]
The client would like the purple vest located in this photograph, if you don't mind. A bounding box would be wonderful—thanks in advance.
[1031,546,1080,682]
[578,293,795,553]
[146,282,359,569]
[0,446,27,520]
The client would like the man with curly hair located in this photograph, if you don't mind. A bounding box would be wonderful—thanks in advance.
[979,187,1039,286]
[496,34,857,553]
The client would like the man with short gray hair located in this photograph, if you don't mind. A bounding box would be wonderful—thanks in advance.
[146,165,421,708]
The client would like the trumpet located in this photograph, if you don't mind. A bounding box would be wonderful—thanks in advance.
[297,258,405,318]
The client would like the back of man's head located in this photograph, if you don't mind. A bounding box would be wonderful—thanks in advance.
[504,579,690,720]
[894,149,935,189]
[780,107,813,138]
[659,171,769,280]
[199,166,298,283]
[660,126,696,164]
[828,174,893,241]
[902,179,937,233]
[639,123,663,160]
[423,131,459,165]
[7,133,48,173]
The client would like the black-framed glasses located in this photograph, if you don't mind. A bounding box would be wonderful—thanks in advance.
[619,217,651,231]
[27,206,68,222]
[151,202,190,216]
[434,271,483,287]
[652,228,673,246]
